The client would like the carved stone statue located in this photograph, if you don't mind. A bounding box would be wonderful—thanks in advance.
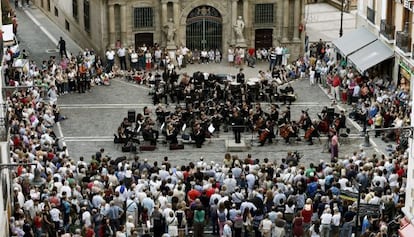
[164,18,176,45]
[233,16,245,43]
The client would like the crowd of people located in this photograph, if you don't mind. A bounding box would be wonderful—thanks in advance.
[3,33,411,237]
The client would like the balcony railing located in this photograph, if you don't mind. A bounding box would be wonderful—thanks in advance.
[396,30,412,54]
[367,6,375,24]
[380,19,395,40]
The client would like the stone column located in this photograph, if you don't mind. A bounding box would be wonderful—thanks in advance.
[243,0,249,43]
[232,0,238,45]
[282,0,289,42]
[293,0,300,41]
[161,1,168,26]
[173,0,180,46]
[108,4,115,48]
[121,4,128,46]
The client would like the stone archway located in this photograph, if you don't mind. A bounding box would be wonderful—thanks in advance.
[185,5,222,51]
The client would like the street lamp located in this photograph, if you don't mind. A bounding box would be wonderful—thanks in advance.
[339,0,344,37]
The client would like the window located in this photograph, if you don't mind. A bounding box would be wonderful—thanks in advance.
[254,4,274,24]
[54,7,59,17]
[84,0,90,33]
[134,7,154,28]
[72,0,78,21]
[47,0,51,11]
[65,20,70,31]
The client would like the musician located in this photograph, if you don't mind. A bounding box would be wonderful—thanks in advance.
[192,122,205,148]
[280,83,294,105]
[318,106,328,121]
[335,110,347,133]
[142,124,158,145]
[280,106,291,124]
[236,68,245,84]
[280,121,300,144]
[269,104,279,124]
[259,120,275,146]
[231,111,245,143]
[166,123,178,144]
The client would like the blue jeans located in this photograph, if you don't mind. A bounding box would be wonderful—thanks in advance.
[340,222,353,237]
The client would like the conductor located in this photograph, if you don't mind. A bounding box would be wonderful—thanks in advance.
[231,111,244,143]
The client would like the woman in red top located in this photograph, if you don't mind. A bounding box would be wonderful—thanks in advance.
[33,211,43,237]
[301,199,313,235]
[292,211,304,237]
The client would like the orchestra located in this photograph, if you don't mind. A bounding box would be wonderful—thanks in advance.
[114,69,346,149]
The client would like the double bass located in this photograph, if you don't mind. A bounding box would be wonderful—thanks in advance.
[279,124,293,139]
[259,128,270,143]
[304,127,315,140]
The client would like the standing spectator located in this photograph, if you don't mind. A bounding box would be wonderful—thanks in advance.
[130,49,138,70]
[193,203,205,237]
[330,131,339,162]
[320,208,332,237]
[331,73,341,103]
[331,207,341,237]
[275,45,283,66]
[269,48,277,71]
[145,50,152,71]
[106,48,115,73]
[166,210,178,237]
[259,214,273,237]
[107,200,124,234]
[217,202,228,236]
[57,37,68,58]
[243,208,253,237]
[293,211,304,237]
[223,221,233,237]
[117,46,127,71]
[309,66,315,86]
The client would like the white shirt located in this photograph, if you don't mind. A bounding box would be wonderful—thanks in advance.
[320,212,332,225]
[82,210,92,227]
[332,213,341,226]
[117,48,126,57]
[131,52,138,63]
[106,50,115,60]
[275,46,283,55]
[261,218,273,230]
[50,207,61,222]
[223,224,232,237]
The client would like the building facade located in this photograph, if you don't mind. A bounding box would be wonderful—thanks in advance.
[32,0,305,60]
[356,0,414,234]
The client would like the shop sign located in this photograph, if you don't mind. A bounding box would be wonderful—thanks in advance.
[399,61,414,76]
[396,0,414,13]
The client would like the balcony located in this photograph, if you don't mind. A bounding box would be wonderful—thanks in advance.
[380,19,395,40]
[396,30,412,54]
[367,6,375,25]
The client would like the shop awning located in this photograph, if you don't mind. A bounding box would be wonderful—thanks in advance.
[348,40,394,73]
[332,27,377,56]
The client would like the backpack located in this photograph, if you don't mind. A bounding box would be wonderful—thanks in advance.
[218,211,226,222]
[176,211,185,227]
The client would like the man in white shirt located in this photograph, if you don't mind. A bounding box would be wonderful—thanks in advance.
[105,49,115,73]
[275,46,283,66]
[117,47,127,70]
[130,49,138,70]
[320,207,332,237]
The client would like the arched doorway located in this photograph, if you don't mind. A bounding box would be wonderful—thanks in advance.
[186,5,222,51]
